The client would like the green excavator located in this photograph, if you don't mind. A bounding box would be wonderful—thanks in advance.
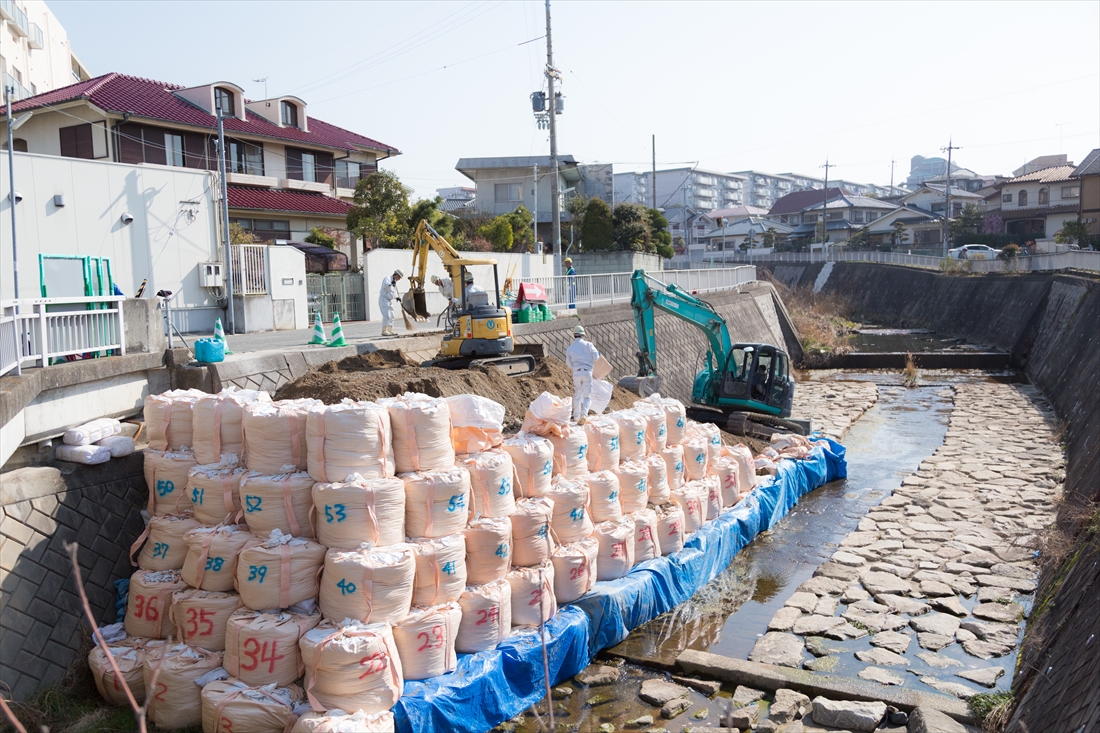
[617,270,805,439]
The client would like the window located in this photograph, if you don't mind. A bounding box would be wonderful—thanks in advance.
[59,123,94,159]
[804,213,818,224]
[1018,190,1028,207]
[336,160,362,189]
[164,133,184,167]
[1038,187,1049,205]
[931,202,945,213]
[281,101,299,128]
[229,140,264,175]
[215,87,235,116]
[1062,186,1080,198]
[494,183,521,202]
[300,152,316,182]
[851,211,865,223]
[826,211,842,221]
[866,212,879,222]
[1002,193,1013,203]
[233,218,291,241]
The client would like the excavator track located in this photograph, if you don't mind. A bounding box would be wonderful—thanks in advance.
[685,406,806,440]
[420,354,537,377]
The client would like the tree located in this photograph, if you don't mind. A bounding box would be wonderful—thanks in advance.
[761,226,778,250]
[581,198,614,251]
[407,196,454,240]
[656,242,674,259]
[502,205,534,251]
[613,202,652,252]
[950,203,984,238]
[304,227,337,249]
[646,208,672,252]
[847,226,871,249]
[981,213,1005,235]
[346,170,411,249]
[477,216,514,252]
[740,230,756,252]
[891,220,909,247]
[563,194,590,249]
[1054,220,1089,247]
[672,235,687,255]
[229,222,259,245]
[814,220,829,244]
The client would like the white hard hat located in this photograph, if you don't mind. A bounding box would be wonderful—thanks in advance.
[573,325,586,337]
[464,271,474,283]
[393,269,403,278]
[431,275,441,285]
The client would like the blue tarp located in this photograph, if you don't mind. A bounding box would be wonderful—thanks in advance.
[393,439,846,733]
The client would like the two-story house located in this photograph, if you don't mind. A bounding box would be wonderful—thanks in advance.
[766,187,847,228]
[787,194,898,246]
[988,165,1080,240]
[1074,149,1099,238]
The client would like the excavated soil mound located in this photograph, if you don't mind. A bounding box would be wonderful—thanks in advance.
[276,350,638,432]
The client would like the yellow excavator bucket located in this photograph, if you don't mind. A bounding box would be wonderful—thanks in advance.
[403,290,429,321]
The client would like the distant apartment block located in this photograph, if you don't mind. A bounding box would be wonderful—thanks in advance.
[614,168,744,212]
[1,0,90,102]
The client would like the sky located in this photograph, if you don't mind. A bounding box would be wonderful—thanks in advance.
[54,0,1100,200]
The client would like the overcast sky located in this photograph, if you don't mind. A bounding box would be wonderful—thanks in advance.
[55,0,1100,199]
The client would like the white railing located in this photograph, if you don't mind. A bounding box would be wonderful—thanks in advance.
[966,250,1100,273]
[0,297,126,375]
[516,266,756,310]
[231,244,268,295]
[679,249,1100,273]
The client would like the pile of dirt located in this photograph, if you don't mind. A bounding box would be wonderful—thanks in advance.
[275,350,639,432]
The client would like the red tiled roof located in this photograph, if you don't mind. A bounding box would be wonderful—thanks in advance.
[226,186,353,216]
[2,73,398,155]
[768,187,847,215]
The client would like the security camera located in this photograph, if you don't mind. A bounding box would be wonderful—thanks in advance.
[11,191,22,203]
[121,212,134,224]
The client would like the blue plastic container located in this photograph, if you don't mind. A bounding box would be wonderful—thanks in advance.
[194,338,225,363]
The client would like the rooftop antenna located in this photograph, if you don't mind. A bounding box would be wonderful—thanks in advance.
[253,77,268,99]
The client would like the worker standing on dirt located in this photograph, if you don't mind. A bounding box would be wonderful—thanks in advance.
[379,269,403,336]
[565,324,600,424]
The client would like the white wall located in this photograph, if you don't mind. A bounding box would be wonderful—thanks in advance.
[267,245,307,329]
[3,107,111,158]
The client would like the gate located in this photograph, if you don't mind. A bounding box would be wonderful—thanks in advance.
[306,272,366,322]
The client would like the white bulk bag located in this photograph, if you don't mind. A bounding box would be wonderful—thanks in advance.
[192,388,272,465]
[520,392,572,436]
[134,513,200,571]
[510,497,555,567]
[455,578,512,653]
[702,474,723,520]
[145,449,198,517]
[169,588,242,651]
[224,609,321,687]
[402,466,471,539]
[90,637,163,706]
[64,417,121,446]
[654,503,685,555]
[691,421,723,466]
[56,443,111,465]
[548,423,589,479]
[238,470,315,539]
[593,518,635,581]
[181,524,253,592]
[629,508,661,564]
[682,437,709,481]
[447,394,506,453]
[236,531,326,611]
[125,569,187,639]
[612,460,649,514]
[187,460,247,525]
[583,417,620,472]
[319,544,415,625]
[292,710,395,733]
[242,399,321,475]
[636,395,687,446]
[710,449,741,506]
[589,378,615,416]
[660,444,685,492]
[644,453,671,505]
[409,534,467,607]
[392,601,461,680]
[201,679,302,733]
[313,475,406,549]
[634,405,668,454]
[585,471,622,524]
[145,389,206,452]
[726,443,758,493]
[461,450,517,519]
[300,620,403,715]
[609,411,648,462]
[551,537,598,603]
[144,643,223,730]
[306,400,395,483]
[464,516,512,585]
[507,562,556,626]
[379,393,455,473]
[545,476,593,544]
[502,433,554,498]
[97,435,136,458]
[671,481,708,534]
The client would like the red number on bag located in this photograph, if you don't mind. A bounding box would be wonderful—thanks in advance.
[417,625,445,651]
[610,542,625,558]
[668,521,680,535]
[529,588,543,606]
[154,682,167,702]
[132,594,145,619]
[240,638,284,673]
[358,653,387,679]
[639,526,653,543]
[476,606,500,625]
[569,567,585,580]
[219,717,234,733]
[186,608,215,637]
[260,640,284,672]
[133,594,158,621]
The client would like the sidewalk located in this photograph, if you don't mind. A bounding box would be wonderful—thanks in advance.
[185,319,444,356]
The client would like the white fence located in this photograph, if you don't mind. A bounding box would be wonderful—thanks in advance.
[0,297,126,377]
[517,266,756,310]
[679,249,1100,273]
[232,245,268,295]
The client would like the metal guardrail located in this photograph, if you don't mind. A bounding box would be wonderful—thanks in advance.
[517,266,756,310]
[673,249,1100,273]
[231,244,268,295]
[0,297,126,376]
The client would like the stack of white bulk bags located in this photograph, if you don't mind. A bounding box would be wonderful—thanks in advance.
[63,418,121,446]
[379,393,455,474]
[392,601,462,680]
[306,400,394,482]
[242,399,321,475]
[636,395,687,446]
[236,531,326,611]
[312,475,406,549]
[180,524,253,592]
[402,467,471,538]
[192,388,272,465]
[145,389,206,452]
[299,620,404,715]
[502,433,554,498]
[455,578,512,653]
[318,544,415,625]
[238,470,315,539]
[223,609,321,687]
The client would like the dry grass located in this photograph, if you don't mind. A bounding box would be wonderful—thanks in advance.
[902,352,919,388]
[761,271,856,366]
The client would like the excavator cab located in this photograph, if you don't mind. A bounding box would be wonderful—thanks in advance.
[717,344,794,417]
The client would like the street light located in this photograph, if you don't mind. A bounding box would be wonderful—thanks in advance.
[5,85,33,302]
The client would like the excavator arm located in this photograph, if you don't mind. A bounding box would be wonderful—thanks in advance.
[407,220,499,318]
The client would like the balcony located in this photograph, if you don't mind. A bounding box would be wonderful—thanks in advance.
[0,0,14,21]
[279,178,331,194]
[3,73,31,101]
[28,21,43,49]
[8,1,28,36]
[227,172,277,188]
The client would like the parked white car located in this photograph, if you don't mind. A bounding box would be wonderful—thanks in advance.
[947,244,1002,260]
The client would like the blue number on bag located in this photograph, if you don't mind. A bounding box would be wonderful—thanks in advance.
[636,431,645,445]
[536,524,548,538]
[441,561,457,575]
[542,460,552,476]
[495,544,508,558]
[205,556,224,572]
[245,495,263,512]
[677,417,685,428]
[499,477,512,496]
[578,445,587,459]
[191,487,204,505]
[156,480,174,497]
[610,436,619,450]
[608,490,618,502]
[152,542,169,559]
[337,578,356,595]
[247,565,266,583]
[447,494,466,512]
[324,504,346,523]
[638,479,647,492]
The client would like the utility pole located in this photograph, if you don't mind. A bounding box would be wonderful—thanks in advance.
[5,85,19,303]
[819,158,835,257]
[533,163,538,251]
[941,138,960,257]
[890,157,895,192]
[544,0,560,260]
[651,135,657,210]
[217,111,236,334]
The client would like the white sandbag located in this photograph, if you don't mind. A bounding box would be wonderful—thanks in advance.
[306,400,394,483]
[636,394,687,446]
[660,444,685,492]
[455,578,512,653]
[224,609,321,687]
[501,433,554,498]
[547,423,589,480]
[583,417,620,472]
[201,679,302,733]
[56,443,111,465]
[520,391,572,436]
[238,469,315,539]
[691,420,723,466]
[63,417,121,446]
[510,497,555,567]
[644,453,671,505]
[145,389,206,452]
[726,443,758,493]
[242,399,321,475]
[292,710,395,733]
[671,481,708,534]
[96,434,136,457]
[181,524,253,592]
[318,544,415,625]
[447,394,506,453]
[143,643,223,730]
[589,378,614,415]
[402,466,471,539]
[300,620,403,715]
[585,470,622,523]
[634,405,668,454]
[702,474,723,522]
[593,518,634,581]
[192,387,272,465]
[629,508,660,565]
[313,475,405,549]
[710,448,741,506]
[169,588,242,651]
[145,449,199,516]
[682,436,709,481]
[187,460,247,525]
[545,476,593,544]
[654,503,685,555]
[461,450,517,518]
[507,561,556,626]
[551,537,598,603]
[134,513,200,571]
[612,460,649,514]
[379,393,454,473]
[464,516,512,585]
[125,569,187,639]
[90,637,164,706]
[237,531,326,611]
[609,410,648,462]
[392,601,461,680]
[409,534,467,607]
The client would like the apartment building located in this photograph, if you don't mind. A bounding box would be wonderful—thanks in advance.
[1,0,90,102]
[614,168,744,212]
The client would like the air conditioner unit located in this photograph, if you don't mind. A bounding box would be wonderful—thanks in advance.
[200,262,224,287]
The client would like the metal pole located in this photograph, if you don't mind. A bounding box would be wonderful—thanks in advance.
[651,135,656,210]
[217,111,236,334]
[6,86,19,301]
[533,163,538,252]
[545,0,560,259]
[942,138,957,258]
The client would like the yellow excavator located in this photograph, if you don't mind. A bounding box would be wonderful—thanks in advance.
[403,220,538,375]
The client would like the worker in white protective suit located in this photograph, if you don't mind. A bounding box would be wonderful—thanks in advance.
[565,324,600,424]
[431,275,457,308]
[463,271,485,306]
[379,269,403,336]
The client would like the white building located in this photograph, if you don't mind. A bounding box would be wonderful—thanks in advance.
[988,165,1081,240]
[1,0,90,101]
[614,168,744,212]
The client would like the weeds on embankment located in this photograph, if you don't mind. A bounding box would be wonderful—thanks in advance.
[902,352,919,387]
[760,272,856,366]
[970,690,1014,732]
